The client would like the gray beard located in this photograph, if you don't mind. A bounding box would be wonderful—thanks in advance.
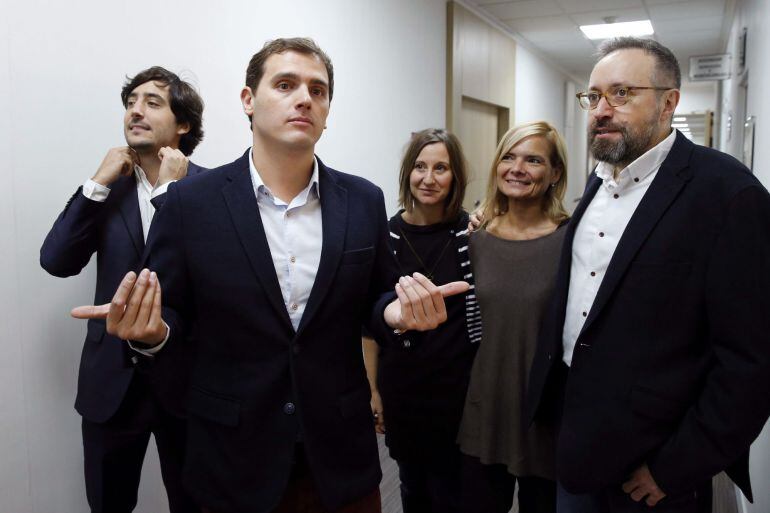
[589,118,658,167]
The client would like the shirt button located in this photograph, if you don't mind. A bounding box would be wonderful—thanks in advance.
[590,271,596,277]
[290,256,296,263]
[634,177,639,183]
[582,311,587,317]
[291,303,298,311]
[599,232,605,237]
[283,402,296,415]
[613,194,619,199]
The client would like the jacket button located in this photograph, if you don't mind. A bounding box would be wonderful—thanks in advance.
[547,353,552,361]
[403,339,411,348]
[292,345,300,355]
[283,402,296,415]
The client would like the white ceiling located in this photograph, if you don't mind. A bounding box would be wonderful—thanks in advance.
[461,0,732,82]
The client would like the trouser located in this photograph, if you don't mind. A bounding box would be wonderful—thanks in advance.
[556,480,712,513]
[460,454,556,513]
[396,445,463,513]
[82,372,197,513]
[202,443,381,513]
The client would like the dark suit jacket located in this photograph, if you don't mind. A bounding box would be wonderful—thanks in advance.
[527,132,770,500]
[40,163,206,422]
[145,151,400,513]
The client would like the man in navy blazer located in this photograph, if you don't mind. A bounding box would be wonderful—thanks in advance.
[526,38,770,513]
[74,39,466,513]
[41,67,205,513]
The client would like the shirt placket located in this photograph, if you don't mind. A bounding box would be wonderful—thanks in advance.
[581,189,609,327]
[138,178,154,240]
[284,205,301,326]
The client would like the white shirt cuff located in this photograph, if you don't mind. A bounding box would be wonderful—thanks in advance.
[82,179,111,202]
[127,322,171,356]
[151,180,176,199]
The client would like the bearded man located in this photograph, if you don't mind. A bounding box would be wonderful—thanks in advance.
[526,37,770,513]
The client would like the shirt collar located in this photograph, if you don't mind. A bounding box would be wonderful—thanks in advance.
[595,129,677,189]
[248,148,320,205]
[134,164,154,192]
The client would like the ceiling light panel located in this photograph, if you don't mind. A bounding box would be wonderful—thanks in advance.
[580,20,654,39]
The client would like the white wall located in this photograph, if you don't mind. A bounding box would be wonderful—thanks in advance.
[719,0,770,183]
[514,45,569,130]
[0,1,446,511]
[677,81,718,114]
[718,1,770,512]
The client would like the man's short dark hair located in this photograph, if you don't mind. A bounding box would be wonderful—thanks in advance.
[121,66,204,156]
[244,38,334,124]
[597,37,681,89]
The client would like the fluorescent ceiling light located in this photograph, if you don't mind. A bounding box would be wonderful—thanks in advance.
[672,123,689,128]
[673,117,687,122]
[580,20,654,40]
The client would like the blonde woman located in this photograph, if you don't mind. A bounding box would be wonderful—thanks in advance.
[458,121,569,513]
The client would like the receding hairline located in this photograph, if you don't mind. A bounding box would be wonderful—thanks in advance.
[590,49,660,85]
[595,38,681,89]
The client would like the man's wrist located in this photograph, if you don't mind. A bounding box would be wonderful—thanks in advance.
[127,339,158,349]
[127,323,170,355]
[82,179,111,202]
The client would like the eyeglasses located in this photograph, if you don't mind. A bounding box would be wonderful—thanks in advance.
[575,85,673,110]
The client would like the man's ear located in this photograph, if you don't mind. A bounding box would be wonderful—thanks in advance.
[662,88,681,122]
[176,122,191,136]
[241,86,255,117]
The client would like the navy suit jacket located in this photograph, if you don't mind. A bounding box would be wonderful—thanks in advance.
[527,132,770,500]
[40,163,206,422]
[145,151,400,512]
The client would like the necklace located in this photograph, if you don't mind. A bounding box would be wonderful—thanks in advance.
[398,227,453,282]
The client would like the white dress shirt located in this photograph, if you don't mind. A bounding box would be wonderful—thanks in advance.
[562,130,676,366]
[248,149,323,331]
[82,166,172,241]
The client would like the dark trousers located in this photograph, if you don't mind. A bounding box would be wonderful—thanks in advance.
[272,444,381,513]
[460,454,556,513]
[396,446,463,513]
[82,372,197,513]
[556,481,712,513]
[203,444,381,513]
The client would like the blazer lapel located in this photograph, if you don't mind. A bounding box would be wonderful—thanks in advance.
[221,152,294,331]
[581,133,694,336]
[116,177,145,257]
[296,161,347,336]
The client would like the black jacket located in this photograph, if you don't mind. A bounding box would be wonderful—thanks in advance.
[40,163,206,422]
[146,151,400,513]
[527,131,770,501]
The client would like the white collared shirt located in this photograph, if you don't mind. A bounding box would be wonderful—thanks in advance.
[82,166,172,241]
[562,130,677,366]
[249,149,323,331]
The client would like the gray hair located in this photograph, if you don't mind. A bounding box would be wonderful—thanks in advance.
[597,37,681,89]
